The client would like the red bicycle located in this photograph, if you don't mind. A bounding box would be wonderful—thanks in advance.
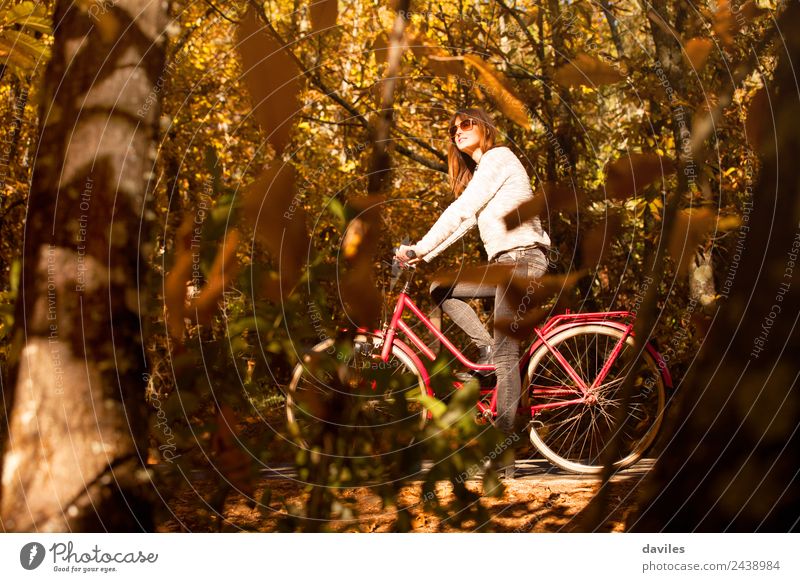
[286,256,671,474]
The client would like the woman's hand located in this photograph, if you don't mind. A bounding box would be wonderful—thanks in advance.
[395,244,422,266]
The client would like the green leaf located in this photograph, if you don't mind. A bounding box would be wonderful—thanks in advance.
[226,314,270,338]
[327,197,347,226]
[417,392,446,421]
[10,260,20,296]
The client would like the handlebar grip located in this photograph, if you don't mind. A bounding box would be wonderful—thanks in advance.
[406,250,417,259]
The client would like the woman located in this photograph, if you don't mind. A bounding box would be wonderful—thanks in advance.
[396,108,550,476]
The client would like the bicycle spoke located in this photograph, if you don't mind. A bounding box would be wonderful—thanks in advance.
[526,325,667,473]
[287,336,428,451]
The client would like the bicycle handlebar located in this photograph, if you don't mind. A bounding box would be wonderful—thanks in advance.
[391,247,418,273]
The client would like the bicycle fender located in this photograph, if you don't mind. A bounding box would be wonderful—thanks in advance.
[521,321,673,390]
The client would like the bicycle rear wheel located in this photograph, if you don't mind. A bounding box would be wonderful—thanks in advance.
[285,334,428,451]
[524,324,666,474]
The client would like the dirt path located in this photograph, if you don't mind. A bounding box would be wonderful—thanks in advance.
[157,458,650,532]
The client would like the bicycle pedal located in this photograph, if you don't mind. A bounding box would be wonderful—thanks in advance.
[353,338,375,357]
[474,410,495,426]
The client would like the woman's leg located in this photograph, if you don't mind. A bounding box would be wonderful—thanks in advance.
[492,248,549,435]
[430,280,494,349]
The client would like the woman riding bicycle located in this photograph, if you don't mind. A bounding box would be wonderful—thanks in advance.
[396,107,550,476]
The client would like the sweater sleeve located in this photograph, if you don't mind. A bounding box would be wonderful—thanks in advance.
[415,148,510,258]
[421,216,476,262]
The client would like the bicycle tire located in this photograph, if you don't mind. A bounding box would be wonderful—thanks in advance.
[285,334,428,451]
[524,324,666,474]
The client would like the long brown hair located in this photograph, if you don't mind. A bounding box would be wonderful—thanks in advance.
[447,107,499,197]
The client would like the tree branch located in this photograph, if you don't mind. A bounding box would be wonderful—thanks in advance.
[599,0,625,57]
[493,0,539,55]
[201,0,241,24]
[245,0,445,168]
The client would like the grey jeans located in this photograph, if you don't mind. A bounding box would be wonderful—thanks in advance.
[430,245,549,434]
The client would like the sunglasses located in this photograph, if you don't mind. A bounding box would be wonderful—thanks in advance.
[449,118,477,142]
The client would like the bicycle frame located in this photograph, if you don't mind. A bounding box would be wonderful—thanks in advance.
[379,289,494,372]
[534,311,635,392]
[288,257,673,473]
[369,272,672,421]
[523,312,672,415]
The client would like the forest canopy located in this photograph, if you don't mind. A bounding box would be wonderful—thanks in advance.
[0,0,796,533]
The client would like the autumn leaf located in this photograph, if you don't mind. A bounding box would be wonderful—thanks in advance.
[0,29,50,73]
[685,38,713,71]
[432,262,519,289]
[94,10,120,43]
[504,182,586,230]
[426,54,466,76]
[310,0,338,32]
[3,1,52,34]
[717,215,741,231]
[495,307,552,341]
[406,27,465,75]
[713,1,736,47]
[370,31,389,65]
[604,153,675,200]
[745,87,771,152]
[494,272,586,340]
[242,163,308,296]
[434,264,585,319]
[712,1,766,48]
[554,53,625,88]
[406,29,426,59]
[342,218,367,259]
[668,208,716,275]
[189,229,241,323]
[164,216,195,341]
[523,7,540,26]
[339,196,384,327]
[463,54,531,130]
[581,213,623,268]
[339,260,382,328]
[236,8,301,155]
[0,0,52,78]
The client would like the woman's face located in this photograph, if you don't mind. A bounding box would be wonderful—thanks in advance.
[451,116,482,154]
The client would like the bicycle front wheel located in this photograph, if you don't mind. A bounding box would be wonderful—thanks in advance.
[285,334,428,451]
[524,324,666,474]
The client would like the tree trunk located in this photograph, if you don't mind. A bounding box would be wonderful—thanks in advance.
[1,1,166,532]
[646,0,692,194]
[631,2,800,531]
[646,0,719,307]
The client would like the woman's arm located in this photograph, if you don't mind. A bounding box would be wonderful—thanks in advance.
[421,216,476,262]
[414,148,510,259]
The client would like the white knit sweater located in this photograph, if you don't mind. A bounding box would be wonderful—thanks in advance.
[415,146,550,262]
